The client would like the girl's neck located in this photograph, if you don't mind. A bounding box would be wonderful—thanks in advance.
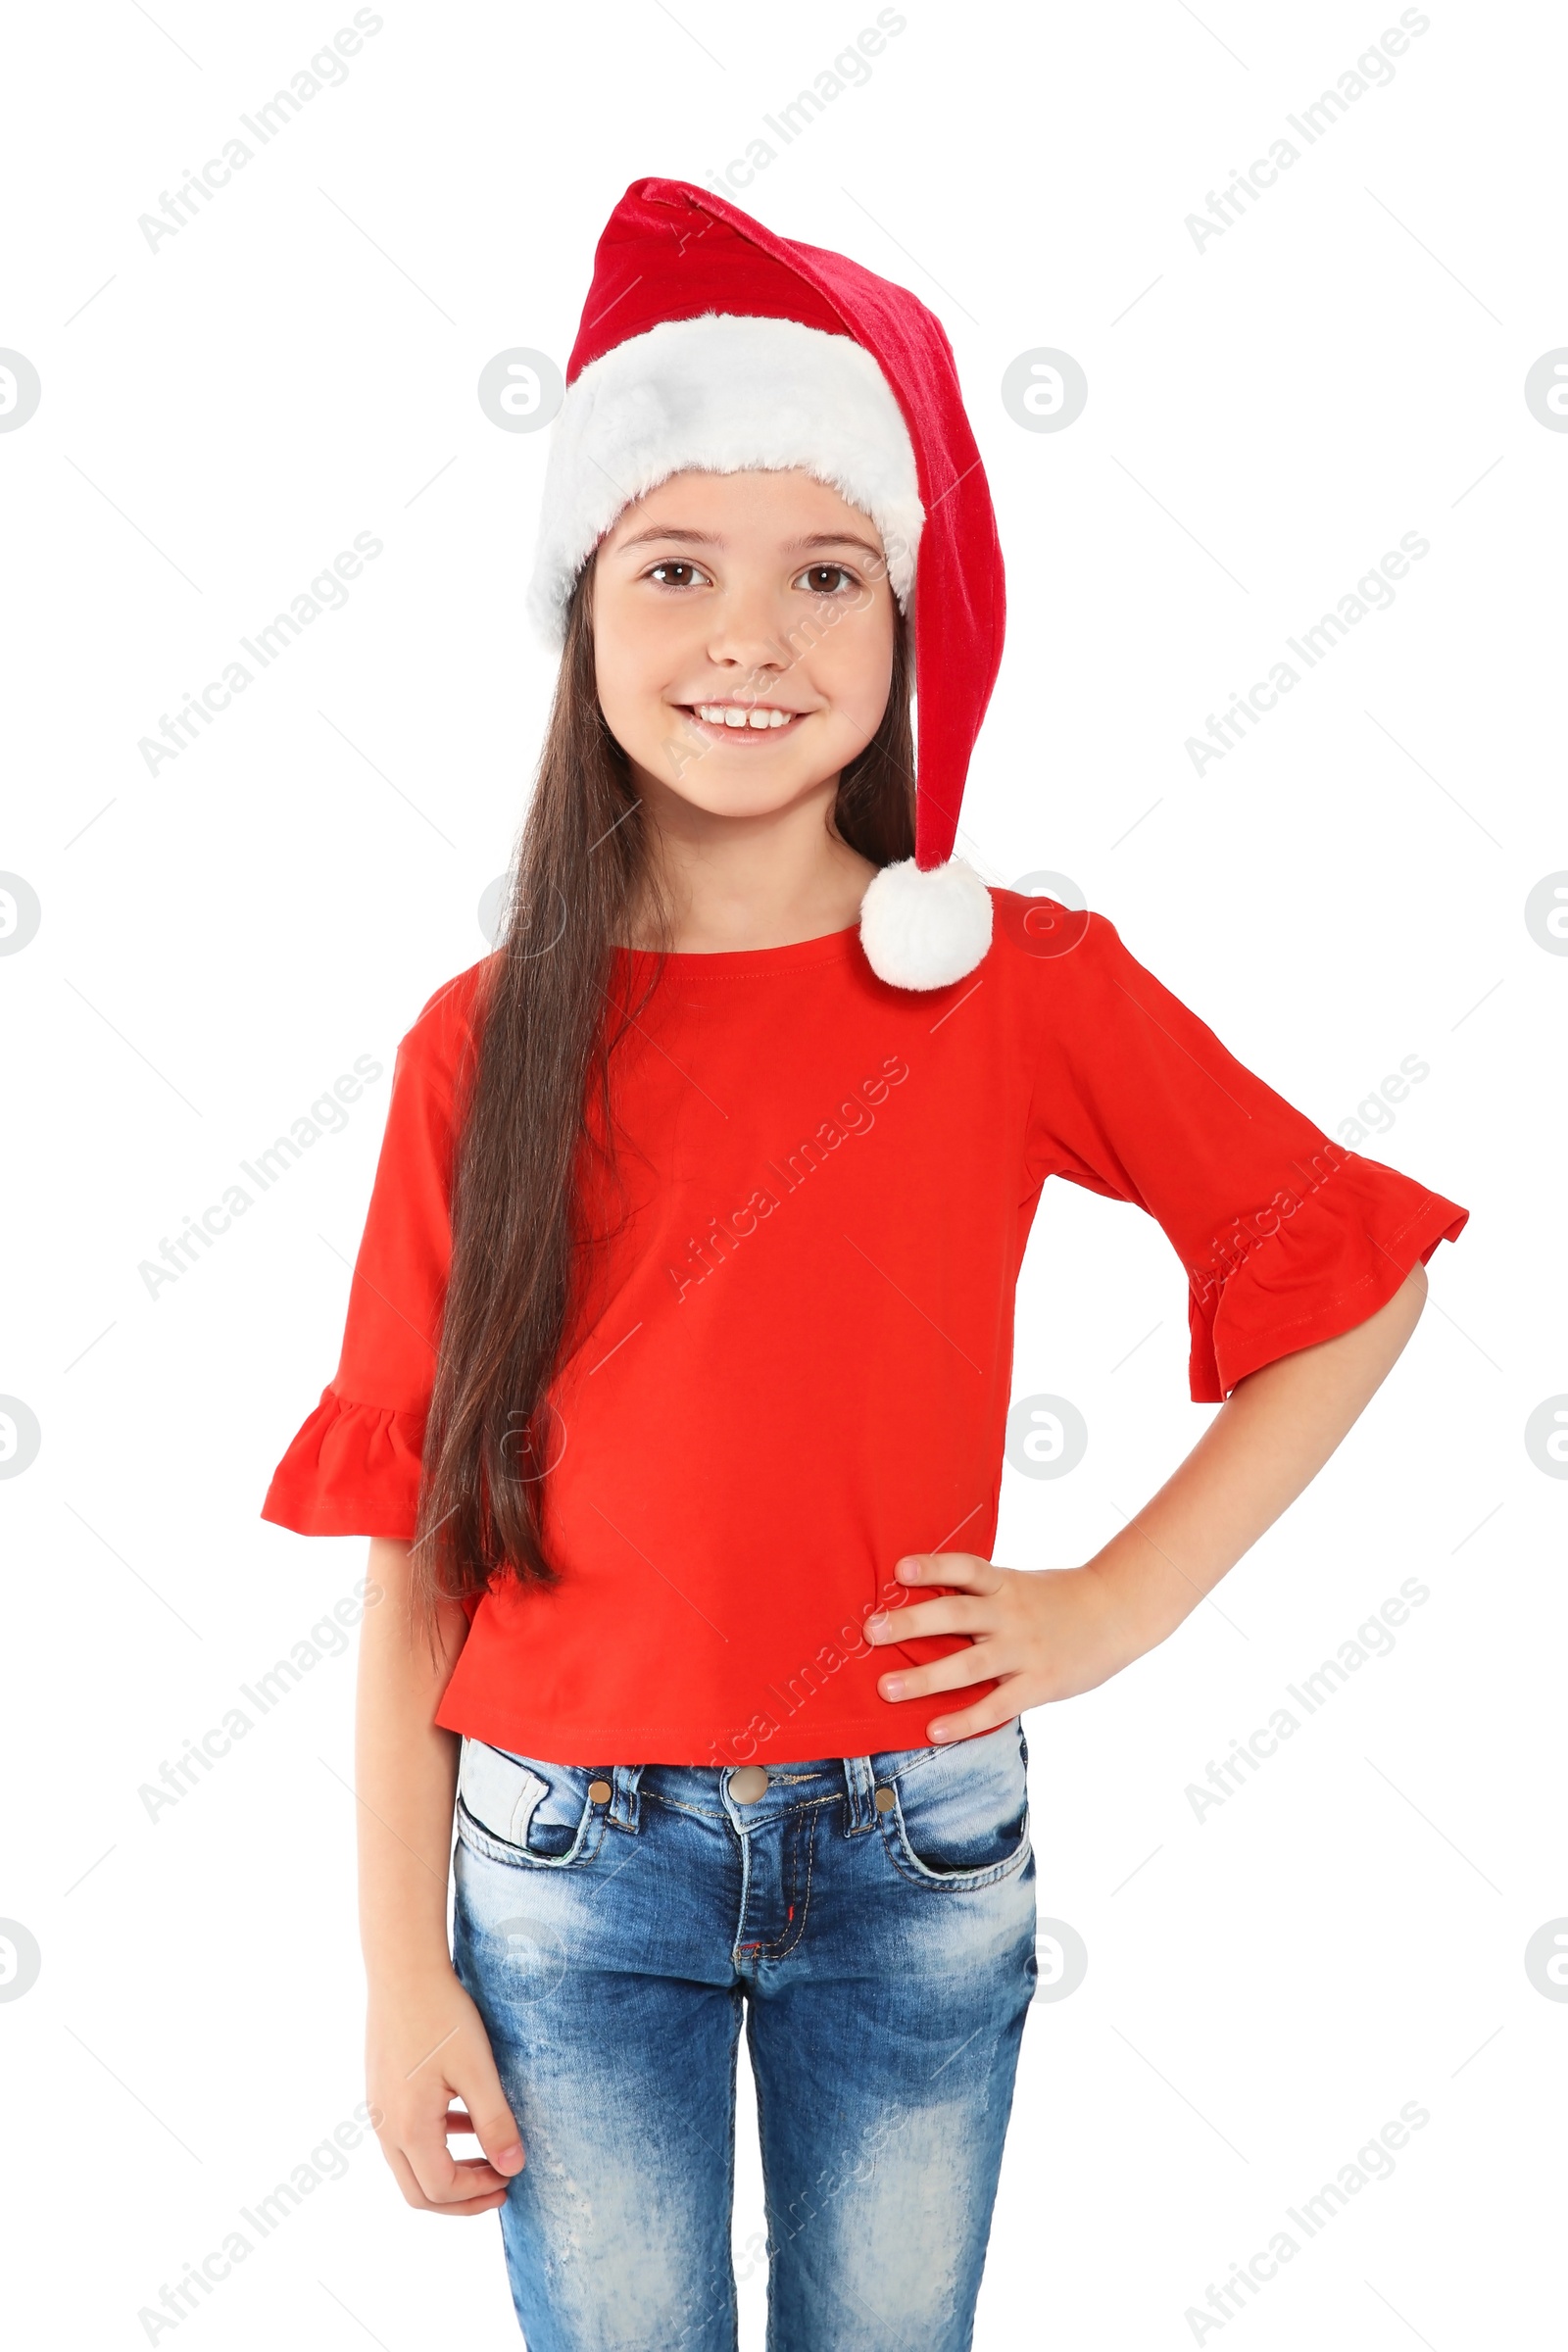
[620,778,877,955]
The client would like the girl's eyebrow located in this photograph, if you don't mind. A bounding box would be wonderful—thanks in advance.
[614,525,715,549]
[790,530,885,562]
[612,525,885,561]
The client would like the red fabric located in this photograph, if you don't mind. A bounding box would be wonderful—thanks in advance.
[261,898,1468,1766]
[565,176,1004,873]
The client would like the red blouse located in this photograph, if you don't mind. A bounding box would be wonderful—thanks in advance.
[261,893,1468,1766]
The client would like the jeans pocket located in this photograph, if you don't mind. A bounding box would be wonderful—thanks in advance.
[455,1740,606,1869]
[876,1719,1031,1889]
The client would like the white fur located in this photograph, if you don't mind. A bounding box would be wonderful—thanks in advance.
[526,313,924,646]
[858,858,994,991]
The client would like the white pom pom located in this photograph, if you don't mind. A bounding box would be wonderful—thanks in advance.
[858,857,994,990]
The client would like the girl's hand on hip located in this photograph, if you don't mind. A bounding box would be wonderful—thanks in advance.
[366,1968,524,2216]
[865,1553,1135,1744]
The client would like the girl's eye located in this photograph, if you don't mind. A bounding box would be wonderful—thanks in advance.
[645,561,710,589]
[795,563,858,596]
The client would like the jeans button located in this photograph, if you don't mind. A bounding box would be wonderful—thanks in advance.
[873,1785,897,1812]
[728,1766,768,1804]
[587,1779,612,1803]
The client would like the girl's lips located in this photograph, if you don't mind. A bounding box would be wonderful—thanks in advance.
[676,704,809,745]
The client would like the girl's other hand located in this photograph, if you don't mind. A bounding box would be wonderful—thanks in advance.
[865,1555,1133,1745]
[868,1275,1439,1744]
[367,1967,524,2216]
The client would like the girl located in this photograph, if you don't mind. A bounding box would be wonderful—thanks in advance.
[262,177,1469,2351]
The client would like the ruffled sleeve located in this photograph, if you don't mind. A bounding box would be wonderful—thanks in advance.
[261,1385,427,1539]
[260,963,489,1538]
[1022,908,1469,1402]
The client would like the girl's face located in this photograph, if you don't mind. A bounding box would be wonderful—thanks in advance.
[591,468,899,821]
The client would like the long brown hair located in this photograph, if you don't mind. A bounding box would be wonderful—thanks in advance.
[413,563,914,1620]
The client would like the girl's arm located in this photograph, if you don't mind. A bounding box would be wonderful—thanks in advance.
[868,1261,1434,1739]
[358,1535,524,2212]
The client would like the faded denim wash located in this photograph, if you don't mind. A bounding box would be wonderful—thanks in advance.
[453,1717,1037,2351]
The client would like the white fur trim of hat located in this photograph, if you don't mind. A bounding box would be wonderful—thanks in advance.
[525,312,925,647]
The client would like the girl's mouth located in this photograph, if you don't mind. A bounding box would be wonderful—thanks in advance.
[678,701,808,742]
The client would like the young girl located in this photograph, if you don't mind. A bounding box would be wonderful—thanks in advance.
[262,177,1469,2351]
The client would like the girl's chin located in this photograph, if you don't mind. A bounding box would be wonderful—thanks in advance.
[662,780,816,820]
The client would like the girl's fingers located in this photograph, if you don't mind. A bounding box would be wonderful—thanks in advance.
[895,1550,999,1591]
[866,1553,1007,1645]
[384,2140,512,2217]
[405,2139,517,2203]
[867,1594,991,1644]
[877,1642,1004,1702]
[924,1692,1024,1744]
[401,2102,514,2205]
[450,2059,526,2180]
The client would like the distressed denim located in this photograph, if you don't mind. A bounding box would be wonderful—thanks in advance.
[452,1718,1037,2352]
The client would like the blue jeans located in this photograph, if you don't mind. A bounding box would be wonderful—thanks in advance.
[452,1720,1038,2352]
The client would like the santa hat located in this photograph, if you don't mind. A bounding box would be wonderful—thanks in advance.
[526,176,1006,991]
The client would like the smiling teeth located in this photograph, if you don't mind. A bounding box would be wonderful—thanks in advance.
[695,704,794,729]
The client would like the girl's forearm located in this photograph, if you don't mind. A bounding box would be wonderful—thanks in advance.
[1088,1262,1430,1656]
[356,1536,471,1989]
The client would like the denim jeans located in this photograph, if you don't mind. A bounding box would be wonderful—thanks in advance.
[451,1719,1037,2352]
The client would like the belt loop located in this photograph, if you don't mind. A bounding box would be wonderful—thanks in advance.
[841,1752,874,1834]
[611,1763,644,1832]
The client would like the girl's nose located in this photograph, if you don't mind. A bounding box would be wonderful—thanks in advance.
[703,586,790,676]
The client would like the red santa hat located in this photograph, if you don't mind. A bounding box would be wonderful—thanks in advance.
[526,176,1006,991]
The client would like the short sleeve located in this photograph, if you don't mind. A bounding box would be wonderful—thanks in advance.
[1023,910,1469,1401]
[260,966,486,1538]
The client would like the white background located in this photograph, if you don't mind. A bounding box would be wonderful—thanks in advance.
[2,1,1560,2344]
